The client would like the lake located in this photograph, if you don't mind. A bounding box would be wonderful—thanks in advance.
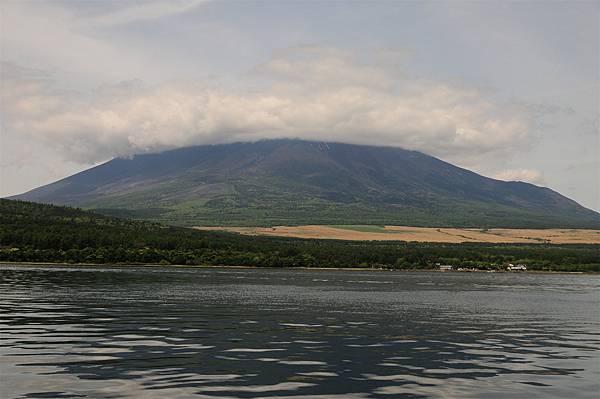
[1,265,598,398]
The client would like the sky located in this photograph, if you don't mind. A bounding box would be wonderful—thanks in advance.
[0,0,598,210]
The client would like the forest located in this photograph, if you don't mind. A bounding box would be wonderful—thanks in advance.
[1,199,598,272]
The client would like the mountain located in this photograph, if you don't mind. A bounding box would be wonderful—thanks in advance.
[12,139,600,228]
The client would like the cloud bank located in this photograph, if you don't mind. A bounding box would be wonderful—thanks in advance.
[2,47,534,172]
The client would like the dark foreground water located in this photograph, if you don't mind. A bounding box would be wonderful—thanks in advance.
[1,265,599,399]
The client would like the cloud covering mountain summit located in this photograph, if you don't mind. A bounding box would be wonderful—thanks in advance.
[2,47,533,167]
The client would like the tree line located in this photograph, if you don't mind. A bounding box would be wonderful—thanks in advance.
[1,199,598,272]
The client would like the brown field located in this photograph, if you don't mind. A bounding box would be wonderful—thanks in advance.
[194,225,600,244]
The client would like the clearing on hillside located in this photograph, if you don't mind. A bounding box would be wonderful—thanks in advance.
[194,225,600,244]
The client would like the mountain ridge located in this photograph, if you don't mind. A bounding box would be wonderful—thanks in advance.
[12,139,600,228]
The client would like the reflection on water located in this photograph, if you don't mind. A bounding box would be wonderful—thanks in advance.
[1,265,599,398]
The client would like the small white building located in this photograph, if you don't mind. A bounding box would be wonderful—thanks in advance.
[439,265,453,271]
[507,264,527,271]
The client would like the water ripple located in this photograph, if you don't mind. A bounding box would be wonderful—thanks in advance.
[1,265,598,398]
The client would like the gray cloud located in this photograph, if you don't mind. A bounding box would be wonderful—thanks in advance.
[1,48,534,169]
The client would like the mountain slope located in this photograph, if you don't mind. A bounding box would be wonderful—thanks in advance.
[13,139,600,228]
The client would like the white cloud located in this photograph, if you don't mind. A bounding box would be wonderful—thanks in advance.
[0,47,534,167]
[494,169,546,186]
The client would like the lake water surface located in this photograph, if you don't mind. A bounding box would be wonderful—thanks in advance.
[1,265,599,398]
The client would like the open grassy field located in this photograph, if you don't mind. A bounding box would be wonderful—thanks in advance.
[194,225,600,244]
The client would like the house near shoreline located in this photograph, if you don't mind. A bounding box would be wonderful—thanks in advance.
[507,263,527,271]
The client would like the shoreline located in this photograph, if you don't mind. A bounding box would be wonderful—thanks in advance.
[0,261,593,274]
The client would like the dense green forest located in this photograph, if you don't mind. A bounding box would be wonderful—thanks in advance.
[1,199,598,272]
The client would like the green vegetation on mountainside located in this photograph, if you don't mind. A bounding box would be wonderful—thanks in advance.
[1,199,598,272]
[92,188,599,228]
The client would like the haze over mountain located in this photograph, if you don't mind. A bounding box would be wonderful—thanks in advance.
[13,140,599,228]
